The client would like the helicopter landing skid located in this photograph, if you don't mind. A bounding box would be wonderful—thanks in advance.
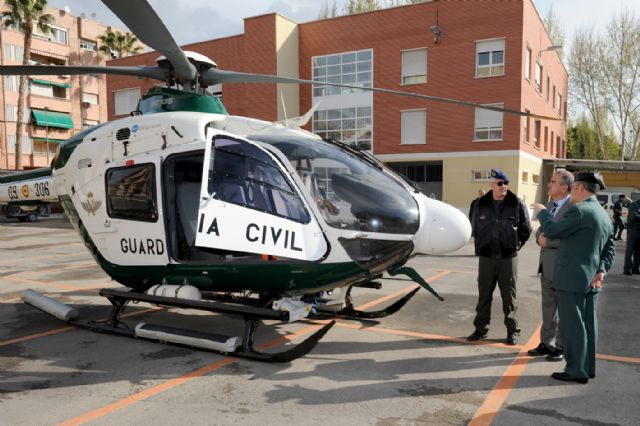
[21,288,334,363]
[311,286,420,320]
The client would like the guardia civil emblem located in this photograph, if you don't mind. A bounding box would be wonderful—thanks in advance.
[81,192,102,216]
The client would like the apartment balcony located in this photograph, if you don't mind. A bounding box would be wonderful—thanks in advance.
[28,94,72,113]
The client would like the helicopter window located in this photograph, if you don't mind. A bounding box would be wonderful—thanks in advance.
[208,137,310,223]
[106,163,158,222]
[250,136,420,235]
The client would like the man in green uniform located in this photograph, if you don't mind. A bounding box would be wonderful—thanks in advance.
[468,169,531,345]
[532,172,615,384]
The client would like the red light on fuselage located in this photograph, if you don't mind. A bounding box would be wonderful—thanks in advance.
[125,160,135,167]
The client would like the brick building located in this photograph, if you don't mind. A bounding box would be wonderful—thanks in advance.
[106,0,567,208]
[0,4,131,172]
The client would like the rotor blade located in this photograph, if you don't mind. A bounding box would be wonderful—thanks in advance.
[0,65,168,81]
[202,68,560,120]
[100,0,196,81]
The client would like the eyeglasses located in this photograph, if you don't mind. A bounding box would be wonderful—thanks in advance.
[495,181,508,186]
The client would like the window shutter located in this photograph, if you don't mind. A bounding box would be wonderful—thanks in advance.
[401,110,426,145]
[402,49,426,78]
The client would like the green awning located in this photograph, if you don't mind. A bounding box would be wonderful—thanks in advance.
[31,109,74,129]
[32,137,66,144]
[30,78,72,89]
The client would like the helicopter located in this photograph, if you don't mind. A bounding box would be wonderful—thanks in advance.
[0,0,554,362]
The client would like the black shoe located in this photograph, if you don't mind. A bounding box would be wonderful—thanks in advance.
[546,349,564,361]
[528,343,551,356]
[506,333,518,345]
[633,269,640,274]
[467,330,488,341]
[624,270,632,276]
[589,374,595,379]
[551,372,588,384]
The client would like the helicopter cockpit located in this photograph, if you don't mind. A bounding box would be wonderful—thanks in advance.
[251,135,421,235]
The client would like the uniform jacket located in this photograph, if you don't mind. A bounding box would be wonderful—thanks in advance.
[472,190,532,258]
[613,200,624,218]
[538,196,615,293]
[537,198,572,280]
[627,200,640,228]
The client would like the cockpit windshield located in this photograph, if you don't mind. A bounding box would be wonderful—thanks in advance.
[250,136,420,234]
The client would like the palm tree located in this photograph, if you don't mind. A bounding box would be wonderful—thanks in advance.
[2,0,54,170]
[98,30,143,59]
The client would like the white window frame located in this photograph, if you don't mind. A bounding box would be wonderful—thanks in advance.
[80,39,97,51]
[311,49,373,97]
[471,170,492,182]
[473,103,504,142]
[82,92,99,104]
[114,87,141,116]
[535,61,543,93]
[524,46,531,81]
[475,38,505,78]
[400,108,427,145]
[401,48,427,85]
[523,108,530,144]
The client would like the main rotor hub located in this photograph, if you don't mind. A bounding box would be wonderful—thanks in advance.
[156,51,218,88]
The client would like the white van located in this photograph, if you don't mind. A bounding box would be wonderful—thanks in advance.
[596,187,640,220]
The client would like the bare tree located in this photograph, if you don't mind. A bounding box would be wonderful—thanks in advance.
[543,6,565,59]
[598,10,640,160]
[569,28,610,159]
[318,1,338,19]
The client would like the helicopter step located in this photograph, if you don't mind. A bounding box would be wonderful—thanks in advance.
[21,288,335,363]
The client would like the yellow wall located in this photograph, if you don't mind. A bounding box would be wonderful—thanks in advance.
[441,152,544,210]
[275,15,299,121]
[601,172,640,189]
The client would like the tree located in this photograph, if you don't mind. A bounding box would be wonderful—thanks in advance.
[2,0,54,171]
[569,28,611,159]
[344,0,381,14]
[318,0,338,19]
[543,6,565,59]
[566,115,620,160]
[598,10,640,160]
[98,30,143,59]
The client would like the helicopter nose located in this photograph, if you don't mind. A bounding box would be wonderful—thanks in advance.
[412,193,472,255]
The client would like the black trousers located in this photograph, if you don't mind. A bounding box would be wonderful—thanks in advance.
[613,216,625,239]
[473,256,519,335]
[623,226,640,272]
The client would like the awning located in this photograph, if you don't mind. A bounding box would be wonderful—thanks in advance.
[31,109,74,129]
[30,78,72,89]
[32,137,66,144]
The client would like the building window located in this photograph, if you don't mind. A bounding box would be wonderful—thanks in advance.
[552,85,556,109]
[524,46,531,81]
[30,80,67,99]
[83,119,99,129]
[401,48,427,84]
[544,126,548,151]
[476,39,505,77]
[550,131,555,153]
[114,88,141,116]
[556,136,561,157]
[33,24,68,45]
[80,39,97,51]
[534,120,541,148]
[522,171,529,183]
[523,109,530,144]
[474,104,503,141]
[106,163,158,222]
[4,75,18,92]
[313,106,372,151]
[532,174,541,185]
[5,104,16,122]
[535,62,543,93]
[558,93,563,117]
[471,170,492,182]
[82,92,99,104]
[312,49,372,97]
[546,77,550,102]
[400,109,426,145]
[6,135,16,153]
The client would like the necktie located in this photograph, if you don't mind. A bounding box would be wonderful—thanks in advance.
[550,202,558,216]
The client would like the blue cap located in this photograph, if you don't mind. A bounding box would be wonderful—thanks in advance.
[491,169,509,184]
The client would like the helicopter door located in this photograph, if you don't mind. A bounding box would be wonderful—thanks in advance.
[195,136,327,261]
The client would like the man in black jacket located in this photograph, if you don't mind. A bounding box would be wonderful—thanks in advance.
[468,169,532,345]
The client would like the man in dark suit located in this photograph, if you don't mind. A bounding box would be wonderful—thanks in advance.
[623,199,640,275]
[612,194,626,241]
[529,170,573,362]
[532,172,615,384]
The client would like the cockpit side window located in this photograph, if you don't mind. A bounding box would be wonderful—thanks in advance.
[106,163,158,222]
[208,137,310,223]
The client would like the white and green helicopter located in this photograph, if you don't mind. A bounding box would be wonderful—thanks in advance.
[0,0,550,361]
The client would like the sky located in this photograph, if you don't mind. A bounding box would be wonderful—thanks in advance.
[47,0,640,48]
